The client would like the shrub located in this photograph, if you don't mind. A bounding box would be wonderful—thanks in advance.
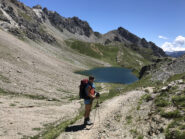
[160,110,181,119]
[165,129,185,139]
[142,94,153,102]
[126,115,132,124]
[172,95,185,107]
[155,97,169,107]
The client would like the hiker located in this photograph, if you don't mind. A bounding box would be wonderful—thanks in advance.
[84,76,99,125]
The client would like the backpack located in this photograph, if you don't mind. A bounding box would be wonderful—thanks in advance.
[79,79,90,99]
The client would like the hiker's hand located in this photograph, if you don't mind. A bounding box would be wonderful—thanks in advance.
[92,95,96,99]
[95,92,100,98]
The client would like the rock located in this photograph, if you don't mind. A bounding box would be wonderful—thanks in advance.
[177,79,184,84]
[33,5,42,9]
[43,9,93,37]
[175,91,182,96]
[161,86,169,92]
[168,82,175,87]
[149,41,166,57]
[118,27,139,44]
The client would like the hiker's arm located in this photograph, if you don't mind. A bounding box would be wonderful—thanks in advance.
[87,86,95,99]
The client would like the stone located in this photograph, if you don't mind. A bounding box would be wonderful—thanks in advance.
[177,79,184,84]
[33,5,42,9]
[161,86,169,92]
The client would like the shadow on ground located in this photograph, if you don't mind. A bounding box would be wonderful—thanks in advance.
[65,124,86,132]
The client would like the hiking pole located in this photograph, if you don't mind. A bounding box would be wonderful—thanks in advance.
[97,99,101,126]
[88,99,99,130]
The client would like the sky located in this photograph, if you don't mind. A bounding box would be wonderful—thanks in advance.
[19,0,185,52]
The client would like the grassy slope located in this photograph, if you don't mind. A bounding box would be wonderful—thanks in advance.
[65,39,119,66]
[65,39,152,75]
[153,73,185,139]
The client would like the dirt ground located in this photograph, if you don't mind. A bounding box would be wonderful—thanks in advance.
[0,29,110,138]
[58,91,148,139]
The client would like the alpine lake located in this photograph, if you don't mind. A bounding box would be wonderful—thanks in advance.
[76,67,138,84]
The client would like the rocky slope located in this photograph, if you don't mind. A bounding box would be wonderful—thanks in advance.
[139,55,185,81]
[103,27,166,57]
[0,0,166,58]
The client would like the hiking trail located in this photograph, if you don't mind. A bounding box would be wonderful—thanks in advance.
[57,90,145,139]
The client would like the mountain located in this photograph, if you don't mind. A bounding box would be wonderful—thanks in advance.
[0,0,172,138]
[166,51,185,58]
[103,27,166,57]
[0,0,166,57]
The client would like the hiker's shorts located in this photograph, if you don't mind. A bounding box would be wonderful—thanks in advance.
[84,99,92,105]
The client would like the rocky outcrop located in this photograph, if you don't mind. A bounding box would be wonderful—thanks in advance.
[149,41,166,57]
[104,27,166,57]
[139,55,185,81]
[43,8,93,37]
[118,27,139,44]
[0,0,56,43]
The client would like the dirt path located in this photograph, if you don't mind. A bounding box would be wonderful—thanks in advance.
[57,90,145,139]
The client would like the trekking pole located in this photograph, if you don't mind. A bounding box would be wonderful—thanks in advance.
[88,99,99,130]
[97,100,101,126]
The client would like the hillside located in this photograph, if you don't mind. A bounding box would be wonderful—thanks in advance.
[139,55,185,81]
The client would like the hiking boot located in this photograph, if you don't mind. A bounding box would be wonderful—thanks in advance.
[84,118,93,125]
[86,119,93,125]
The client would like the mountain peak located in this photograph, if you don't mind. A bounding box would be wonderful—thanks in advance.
[33,5,42,9]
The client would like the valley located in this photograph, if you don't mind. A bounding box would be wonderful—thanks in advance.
[0,0,184,139]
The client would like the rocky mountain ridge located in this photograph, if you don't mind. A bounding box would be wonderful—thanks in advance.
[0,0,166,58]
[139,55,185,81]
[103,27,166,57]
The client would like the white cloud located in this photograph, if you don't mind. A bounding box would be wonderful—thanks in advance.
[158,35,168,40]
[161,35,185,52]
[174,36,185,46]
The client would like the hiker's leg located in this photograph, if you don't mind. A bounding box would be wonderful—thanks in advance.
[85,104,91,119]
[87,104,92,118]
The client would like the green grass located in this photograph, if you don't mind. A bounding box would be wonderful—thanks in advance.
[32,128,41,131]
[160,110,182,119]
[31,110,84,139]
[130,129,144,139]
[126,115,132,124]
[118,45,151,74]
[114,113,122,122]
[141,94,152,102]
[165,116,185,139]
[152,77,185,139]
[57,88,71,94]
[137,94,153,110]
[0,88,8,94]
[167,72,185,82]
[0,74,11,83]
[65,39,152,73]
[172,95,185,107]
[0,88,58,101]
[137,136,144,139]
[10,103,16,107]
[18,10,33,22]
[155,97,170,107]
[65,40,119,66]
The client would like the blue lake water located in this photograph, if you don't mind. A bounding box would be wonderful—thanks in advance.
[77,67,138,84]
